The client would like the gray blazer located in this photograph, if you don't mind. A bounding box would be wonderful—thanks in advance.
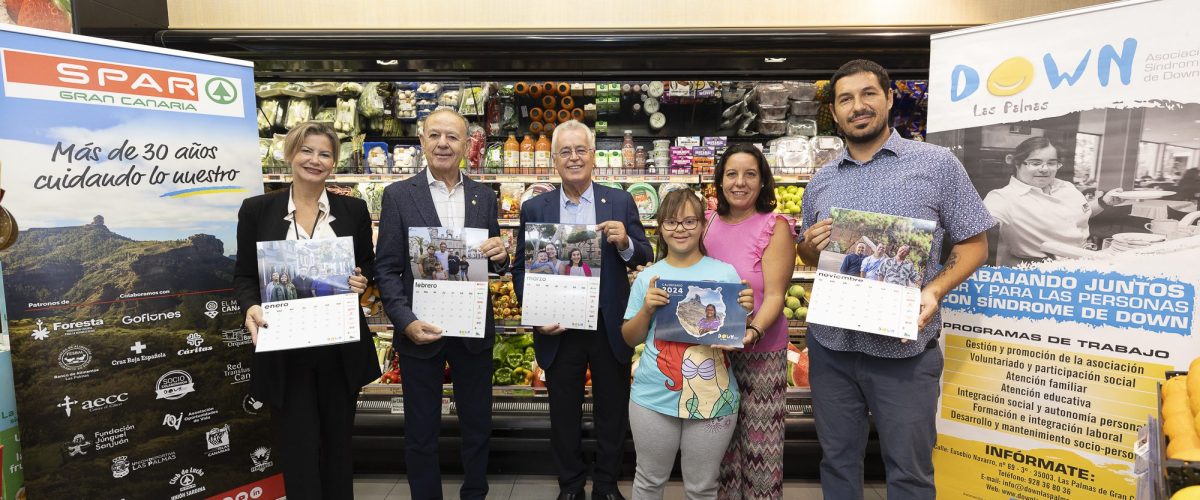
[375,169,504,359]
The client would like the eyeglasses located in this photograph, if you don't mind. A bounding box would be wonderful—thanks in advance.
[1022,159,1061,168]
[555,147,594,158]
[661,218,700,231]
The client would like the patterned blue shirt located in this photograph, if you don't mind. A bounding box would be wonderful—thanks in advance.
[800,129,995,358]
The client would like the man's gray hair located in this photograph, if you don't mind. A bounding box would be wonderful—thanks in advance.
[551,119,596,154]
[421,107,470,134]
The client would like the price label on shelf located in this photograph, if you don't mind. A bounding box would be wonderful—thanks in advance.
[390,397,404,415]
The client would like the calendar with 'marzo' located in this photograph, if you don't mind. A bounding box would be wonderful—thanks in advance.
[653,279,747,348]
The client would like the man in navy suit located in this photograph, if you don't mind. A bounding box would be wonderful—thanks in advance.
[513,120,652,500]
[376,108,510,500]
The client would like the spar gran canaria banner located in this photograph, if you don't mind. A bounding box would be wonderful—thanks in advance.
[925,0,1200,498]
[0,24,283,499]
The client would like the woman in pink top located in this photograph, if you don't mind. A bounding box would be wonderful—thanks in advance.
[705,143,796,500]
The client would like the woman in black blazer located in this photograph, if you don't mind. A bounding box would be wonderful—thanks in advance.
[233,121,381,499]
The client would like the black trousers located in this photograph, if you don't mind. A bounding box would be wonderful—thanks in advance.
[399,337,493,500]
[545,315,631,494]
[271,345,357,500]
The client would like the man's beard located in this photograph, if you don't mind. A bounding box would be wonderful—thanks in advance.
[841,113,887,144]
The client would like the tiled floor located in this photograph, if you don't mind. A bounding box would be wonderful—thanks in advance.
[353,474,889,499]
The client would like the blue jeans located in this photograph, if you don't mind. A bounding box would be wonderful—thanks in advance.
[808,337,943,500]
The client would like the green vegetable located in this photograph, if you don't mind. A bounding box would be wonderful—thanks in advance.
[506,351,525,369]
[511,334,534,350]
[494,367,514,386]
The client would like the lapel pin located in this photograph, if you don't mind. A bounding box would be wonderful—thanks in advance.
[601,198,607,203]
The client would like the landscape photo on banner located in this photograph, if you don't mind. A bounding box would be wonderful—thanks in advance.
[0,24,282,498]
[925,1,1200,498]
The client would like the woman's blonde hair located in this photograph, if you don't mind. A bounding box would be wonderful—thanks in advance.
[283,121,340,165]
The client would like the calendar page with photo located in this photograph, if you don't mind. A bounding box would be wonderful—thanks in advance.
[255,237,360,352]
[521,223,603,330]
[409,227,490,338]
[653,279,747,348]
[805,207,936,340]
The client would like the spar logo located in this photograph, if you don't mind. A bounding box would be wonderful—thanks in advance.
[949,38,1138,104]
[0,49,244,116]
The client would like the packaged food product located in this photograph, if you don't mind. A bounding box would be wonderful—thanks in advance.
[467,125,487,169]
[649,112,666,131]
[787,118,818,137]
[284,97,316,129]
[756,83,790,106]
[627,183,660,220]
[675,136,701,148]
[484,143,503,173]
[811,135,846,167]
[598,182,624,191]
[503,134,520,171]
[691,146,716,157]
[268,134,288,172]
[594,150,609,169]
[358,82,388,118]
[758,119,788,136]
[520,183,556,205]
[519,135,534,170]
[703,136,728,148]
[757,103,788,120]
[789,100,821,116]
[499,183,524,219]
[363,142,390,173]
[782,81,817,101]
[534,134,551,170]
[258,138,273,172]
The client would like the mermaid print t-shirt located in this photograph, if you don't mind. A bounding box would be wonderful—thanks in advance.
[626,257,741,419]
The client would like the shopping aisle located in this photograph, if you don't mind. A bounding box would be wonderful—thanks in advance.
[353,474,888,499]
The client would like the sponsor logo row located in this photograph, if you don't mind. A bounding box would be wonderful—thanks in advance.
[50,328,253,382]
[29,300,242,341]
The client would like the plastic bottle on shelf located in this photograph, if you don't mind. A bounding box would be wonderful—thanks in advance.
[634,146,647,170]
[503,134,520,171]
[622,130,636,170]
[534,134,551,170]
[519,135,535,170]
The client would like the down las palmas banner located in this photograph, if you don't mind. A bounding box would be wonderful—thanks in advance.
[926,0,1200,498]
[0,24,282,499]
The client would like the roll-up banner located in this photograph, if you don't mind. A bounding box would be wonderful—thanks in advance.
[926,0,1200,498]
[0,24,282,499]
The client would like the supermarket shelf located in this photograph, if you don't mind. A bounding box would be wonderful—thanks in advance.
[793,270,816,280]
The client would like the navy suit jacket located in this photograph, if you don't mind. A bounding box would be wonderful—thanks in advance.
[375,170,504,359]
[512,183,652,368]
[233,189,381,409]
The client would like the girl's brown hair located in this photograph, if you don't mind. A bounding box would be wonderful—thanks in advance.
[654,189,707,260]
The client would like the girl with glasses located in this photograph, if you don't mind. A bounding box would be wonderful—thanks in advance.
[622,189,754,500]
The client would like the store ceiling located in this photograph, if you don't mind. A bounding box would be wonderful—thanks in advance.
[152,28,944,81]
[72,2,941,80]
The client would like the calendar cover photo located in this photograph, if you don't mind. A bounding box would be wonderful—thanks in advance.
[408,227,490,281]
[816,207,936,288]
[256,237,356,303]
[523,223,602,278]
[653,280,748,348]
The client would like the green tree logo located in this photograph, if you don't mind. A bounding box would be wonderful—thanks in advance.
[205,78,238,105]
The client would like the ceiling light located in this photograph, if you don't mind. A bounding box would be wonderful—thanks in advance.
[764,57,787,63]
[377,59,399,66]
